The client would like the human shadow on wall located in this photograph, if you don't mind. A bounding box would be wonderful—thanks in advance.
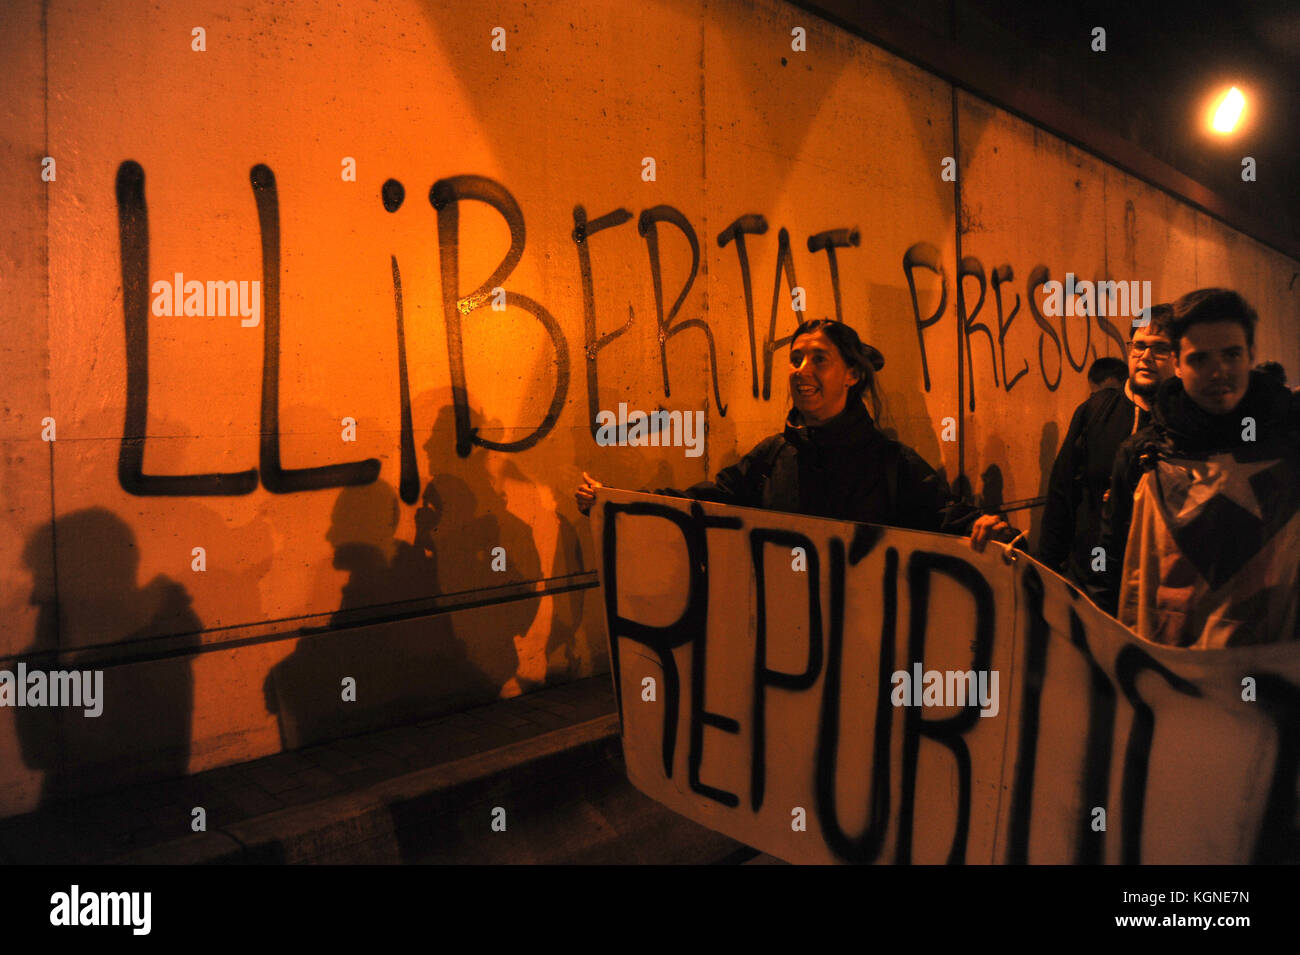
[1028,420,1061,550]
[979,435,1008,513]
[482,457,587,694]
[863,284,946,475]
[15,509,200,808]
[420,389,588,691]
[980,463,1005,513]
[263,477,499,750]
[418,398,584,696]
[264,395,584,749]
[136,413,273,633]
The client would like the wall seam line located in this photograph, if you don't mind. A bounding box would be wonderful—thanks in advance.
[42,0,61,650]
[951,85,966,497]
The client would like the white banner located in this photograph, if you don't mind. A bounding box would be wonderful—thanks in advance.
[593,489,1300,864]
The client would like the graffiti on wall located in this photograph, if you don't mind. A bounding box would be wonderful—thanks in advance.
[115,161,1128,501]
[594,488,1300,864]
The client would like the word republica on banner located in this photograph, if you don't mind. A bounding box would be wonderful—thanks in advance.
[596,491,1300,865]
[599,497,999,861]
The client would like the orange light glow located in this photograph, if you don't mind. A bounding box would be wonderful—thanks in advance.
[1211,87,1246,133]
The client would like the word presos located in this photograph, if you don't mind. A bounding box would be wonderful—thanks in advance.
[0,664,102,717]
[594,403,705,458]
[151,272,261,327]
[49,885,151,935]
[1040,273,1152,324]
[891,664,1000,718]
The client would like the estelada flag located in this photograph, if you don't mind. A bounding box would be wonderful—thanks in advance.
[1117,449,1300,648]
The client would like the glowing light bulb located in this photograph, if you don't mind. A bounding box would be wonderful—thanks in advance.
[1211,87,1245,133]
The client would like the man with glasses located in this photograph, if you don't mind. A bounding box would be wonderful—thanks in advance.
[1038,304,1175,586]
[1094,288,1300,647]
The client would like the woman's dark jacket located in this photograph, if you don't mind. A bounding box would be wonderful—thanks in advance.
[665,401,983,535]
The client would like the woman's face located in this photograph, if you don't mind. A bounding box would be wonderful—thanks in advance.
[789,330,860,426]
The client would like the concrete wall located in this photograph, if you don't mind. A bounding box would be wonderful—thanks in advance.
[1,0,1296,818]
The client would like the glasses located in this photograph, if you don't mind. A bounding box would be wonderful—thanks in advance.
[1127,340,1174,358]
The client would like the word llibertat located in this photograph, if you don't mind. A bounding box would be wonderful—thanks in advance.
[114,161,1143,499]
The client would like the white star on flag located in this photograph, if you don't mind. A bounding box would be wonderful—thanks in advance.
[1168,453,1275,521]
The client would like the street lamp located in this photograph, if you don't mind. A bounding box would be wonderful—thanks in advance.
[1209,86,1246,134]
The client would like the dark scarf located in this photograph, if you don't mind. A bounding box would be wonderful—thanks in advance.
[782,401,884,456]
[1143,371,1298,460]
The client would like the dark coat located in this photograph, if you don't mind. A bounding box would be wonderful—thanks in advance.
[1037,386,1148,586]
[666,401,982,535]
[1092,371,1300,621]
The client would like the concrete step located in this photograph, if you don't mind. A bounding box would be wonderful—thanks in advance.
[115,714,749,864]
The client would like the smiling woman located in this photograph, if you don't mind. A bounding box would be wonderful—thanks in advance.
[788,321,882,426]
[577,318,1013,548]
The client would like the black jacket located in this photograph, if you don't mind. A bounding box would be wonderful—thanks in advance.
[665,401,983,535]
[1038,386,1148,585]
[1092,371,1300,616]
